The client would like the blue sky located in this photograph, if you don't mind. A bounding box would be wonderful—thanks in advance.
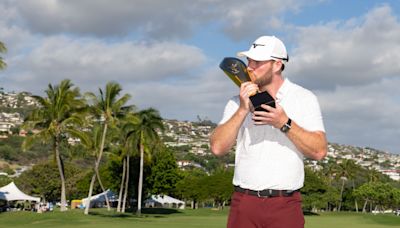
[0,0,399,154]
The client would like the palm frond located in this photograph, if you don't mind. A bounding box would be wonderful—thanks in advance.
[0,41,7,69]
[21,129,51,151]
[0,41,6,53]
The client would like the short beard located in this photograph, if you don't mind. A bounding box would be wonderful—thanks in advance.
[254,70,272,89]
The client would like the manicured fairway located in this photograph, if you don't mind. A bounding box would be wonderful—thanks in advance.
[306,212,400,228]
[0,208,227,228]
[0,208,399,228]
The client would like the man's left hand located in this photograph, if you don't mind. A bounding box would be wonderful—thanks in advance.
[252,104,288,128]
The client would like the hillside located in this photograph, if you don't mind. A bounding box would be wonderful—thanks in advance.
[0,91,399,180]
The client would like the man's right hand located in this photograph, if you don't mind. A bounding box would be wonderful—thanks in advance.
[239,82,258,112]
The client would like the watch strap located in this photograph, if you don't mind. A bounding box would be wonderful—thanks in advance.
[280,118,292,133]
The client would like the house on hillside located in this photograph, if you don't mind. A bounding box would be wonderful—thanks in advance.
[0,121,14,137]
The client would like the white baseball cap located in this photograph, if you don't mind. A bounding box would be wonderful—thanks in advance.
[237,36,289,63]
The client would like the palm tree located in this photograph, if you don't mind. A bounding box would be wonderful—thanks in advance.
[336,159,357,212]
[117,157,126,212]
[322,160,339,211]
[0,41,7,70]
[323,160,337,185]
[68,124,103,215]
[85,82,133,210]
[367,168,381,183]
[23,79,86,212]
[111,114,139,213]
[133,108,164,216]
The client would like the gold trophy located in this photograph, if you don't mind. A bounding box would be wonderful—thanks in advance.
[219,57,275,111]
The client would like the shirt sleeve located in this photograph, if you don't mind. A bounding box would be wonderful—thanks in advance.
[219,96,240,125]
[300,93,325,132]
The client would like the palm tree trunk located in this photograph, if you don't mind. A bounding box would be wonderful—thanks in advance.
[122,155,130,213]
[352,181,358,212]
[338,178,345,212]
[117,158,126,213]
[96,123,111,210]
[362,199,368,213]
[95,166,110,209]
[55,137,67,212]
[136,143,144,216]
[84,173,96,215]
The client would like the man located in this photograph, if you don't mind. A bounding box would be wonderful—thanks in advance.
[210,36,327,228]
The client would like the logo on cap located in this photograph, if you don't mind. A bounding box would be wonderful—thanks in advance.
[252,43,265,48]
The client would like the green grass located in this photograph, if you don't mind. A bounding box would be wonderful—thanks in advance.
[0,208,399,228]
[306,212,400,228]
[0,208,228,228]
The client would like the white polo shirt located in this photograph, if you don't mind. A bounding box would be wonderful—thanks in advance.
[219,78,325,191]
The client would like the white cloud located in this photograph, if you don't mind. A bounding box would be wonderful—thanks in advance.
[288,5,400,90]
[219,0,300,40]
[317,77,400,153]
[0,15,227,122]
[11,0,196,38]
[7,0,307,40]
[285,4,400,153]
[0,3,34,55]
[3,36,206,94]
[125,68,237,122]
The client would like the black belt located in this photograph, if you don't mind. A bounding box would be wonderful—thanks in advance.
[234,185,298,198]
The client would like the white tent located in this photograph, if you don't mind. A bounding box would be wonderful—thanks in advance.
[0,182,40,202]
[145,195,185,209]
[81,189,117,208]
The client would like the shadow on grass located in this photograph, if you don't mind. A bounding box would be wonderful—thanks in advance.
[89,211,133,218]
[303,211,320,216]
[89,207,182,218]
[141,208,182,215]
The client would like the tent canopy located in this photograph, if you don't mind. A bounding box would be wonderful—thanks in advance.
[81,189,117,206]
[0,182,40,202]
[145,195,185,209]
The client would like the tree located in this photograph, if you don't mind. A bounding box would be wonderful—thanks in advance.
[335,159,358,211]
[68,124,104,214]
[15,160,86,202]
[354,182,398,213]
[301,167,340,212]
[147,147,181,196]
[354,182,375,213]
[111,114,139,213]
[367,168,383,182]
[0,175,12,188]
[133,108,164,215]
[85,82,133,211]
[0,145,16,161]
[0,135,52,164]
[0,41,6,70]
[175,169,208,209]
[22,79,86,211]
[205,168,234,209]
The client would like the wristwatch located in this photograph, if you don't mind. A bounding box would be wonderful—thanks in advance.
[280,118,292,133]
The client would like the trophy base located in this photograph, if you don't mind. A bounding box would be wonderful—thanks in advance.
[250,91,276,111]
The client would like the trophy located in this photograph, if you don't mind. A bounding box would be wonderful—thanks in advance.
[219,57,275,111]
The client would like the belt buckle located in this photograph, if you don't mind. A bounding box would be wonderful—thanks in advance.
[257,190,271,198]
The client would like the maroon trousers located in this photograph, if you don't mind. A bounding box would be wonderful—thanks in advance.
[227,191,304,228]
